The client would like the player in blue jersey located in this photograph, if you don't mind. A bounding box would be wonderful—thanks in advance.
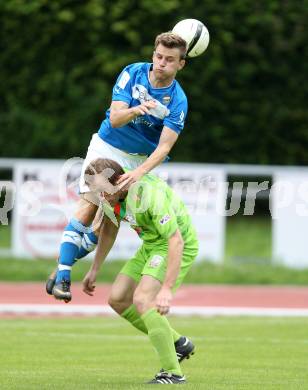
[47,32,189,302]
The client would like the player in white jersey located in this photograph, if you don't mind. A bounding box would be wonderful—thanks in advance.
[47,32,189,301]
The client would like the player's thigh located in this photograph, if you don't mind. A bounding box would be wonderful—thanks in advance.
[133,274,162,306]
[79,134,107,194]
[132,247,168,310]
[109,274,138,306]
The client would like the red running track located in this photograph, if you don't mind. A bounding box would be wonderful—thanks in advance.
[1,282,308,308]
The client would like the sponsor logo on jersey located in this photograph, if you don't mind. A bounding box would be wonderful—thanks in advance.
[132,116,154,127]
[159,214,171,225]
[149,255,164,268]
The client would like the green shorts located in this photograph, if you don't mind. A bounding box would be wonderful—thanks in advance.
[119,236,199,291]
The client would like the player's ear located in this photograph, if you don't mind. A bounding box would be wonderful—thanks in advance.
[178,59,185,70]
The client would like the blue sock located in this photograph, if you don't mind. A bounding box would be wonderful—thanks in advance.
[75,231,98,260]
[56,218,88,283]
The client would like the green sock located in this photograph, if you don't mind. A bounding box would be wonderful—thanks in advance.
[121,305,181,342]
[121,304,148,334]
[141,308,182,376]
[171,328,181,343]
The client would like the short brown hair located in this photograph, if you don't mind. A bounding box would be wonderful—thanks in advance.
[84,158,124,186]
[154,32,187,59]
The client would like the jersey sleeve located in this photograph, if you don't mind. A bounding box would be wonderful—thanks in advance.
[163,96,188,134]
[111,65,134,105]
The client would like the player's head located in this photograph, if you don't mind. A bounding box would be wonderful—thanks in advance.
[85,158,125,205]
[154,32,187,60]
[152,32,186,83]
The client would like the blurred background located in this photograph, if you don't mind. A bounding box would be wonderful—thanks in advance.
[0,0,308,283]
[1,2,308,389]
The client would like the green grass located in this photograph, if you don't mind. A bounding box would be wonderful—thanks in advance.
[1,216,270,257]
[2,216,308,284]
[0,316,307,389]
[0,224,11,248]
[1,255,308,285]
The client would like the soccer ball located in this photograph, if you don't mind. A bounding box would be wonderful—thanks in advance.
[172,19,210,58]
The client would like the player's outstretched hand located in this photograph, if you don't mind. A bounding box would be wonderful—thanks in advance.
[156,286,173,315]
[132,100,156,117]
[82,270,97,296]
[117,167,145,191]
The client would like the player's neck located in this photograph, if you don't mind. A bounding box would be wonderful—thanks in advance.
[149,70,173,88]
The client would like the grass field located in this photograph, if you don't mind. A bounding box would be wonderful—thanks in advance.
[0,216,271,259]
[0,224,10,248]
[1,216,308,284]
[1,255,308,285]
[0,316,307,389]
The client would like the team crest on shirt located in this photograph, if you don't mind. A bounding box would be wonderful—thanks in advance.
[149,255,164,268]
[159,214,171,225]
[162,95,171,105]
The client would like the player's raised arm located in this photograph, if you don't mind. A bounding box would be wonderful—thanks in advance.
[109,100,157,129]
[117,126,179,189]
[139,125,179,171]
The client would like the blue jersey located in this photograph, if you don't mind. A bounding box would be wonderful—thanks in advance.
[98,62,188,155]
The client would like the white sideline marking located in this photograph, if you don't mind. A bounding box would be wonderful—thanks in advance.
[1,304,308,317]
[6,331,308,345]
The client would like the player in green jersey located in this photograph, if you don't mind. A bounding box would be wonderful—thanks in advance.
[82,158,199,385]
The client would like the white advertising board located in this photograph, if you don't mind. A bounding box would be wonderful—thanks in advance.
[272,172,308,268]
[153,164,226,262]
[12,160,82,258]
[12,160,226,262]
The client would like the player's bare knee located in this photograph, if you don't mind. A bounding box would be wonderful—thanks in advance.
[108,295,129,314]
[91,208,103,235]
[108,295,121,312]
[133,292,149,314]
[76,197,98,225]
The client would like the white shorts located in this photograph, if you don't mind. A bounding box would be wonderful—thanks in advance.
[79,133,148,193]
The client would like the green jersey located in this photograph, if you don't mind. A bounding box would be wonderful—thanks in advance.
[112,172,196,246]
